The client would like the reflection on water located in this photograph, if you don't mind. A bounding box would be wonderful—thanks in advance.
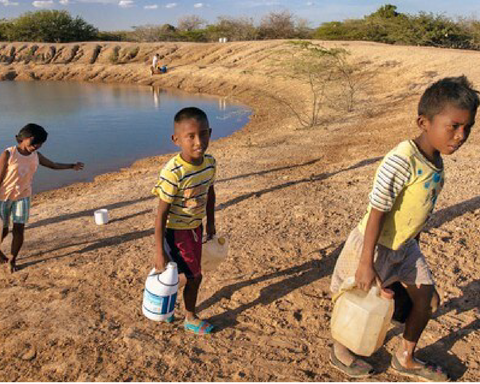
[0,81,250,193]
[152,86,161,109]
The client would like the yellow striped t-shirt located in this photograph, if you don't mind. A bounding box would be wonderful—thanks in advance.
[358,140,444,250]
[152,153,216,229]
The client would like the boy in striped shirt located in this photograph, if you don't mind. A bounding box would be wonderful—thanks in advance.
[330,76,479,380]
[152,107,216,335]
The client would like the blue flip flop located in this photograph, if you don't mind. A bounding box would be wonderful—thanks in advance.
[184,319,214,335]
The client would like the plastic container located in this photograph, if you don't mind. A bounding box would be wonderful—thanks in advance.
[331,277,394,356]
[142,262,179,321]
[202,235,229,273]
[94,209,109,225]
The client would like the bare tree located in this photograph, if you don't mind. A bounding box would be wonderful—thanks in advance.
[130,24,177,42]
[177,15,206,32]
[295,18,313,39]
[268,41,372,128]
[214,16,258,41]
[258,10,296,39]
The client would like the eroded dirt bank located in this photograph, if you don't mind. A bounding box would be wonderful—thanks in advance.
[0,41,479,381]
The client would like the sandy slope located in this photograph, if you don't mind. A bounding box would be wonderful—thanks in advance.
[0,40,479,381]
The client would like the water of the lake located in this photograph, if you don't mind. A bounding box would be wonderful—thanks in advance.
[0,81,250,193]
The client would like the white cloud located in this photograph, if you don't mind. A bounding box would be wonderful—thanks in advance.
[241,0,280,8]
[306,1,314,5]
[144,4,157,9]
[119,0,134,7]
[193,2,203,8]
[75,0,118,3]
[0,0,19,5]
[165,2,176,8]
[59,0,71,4]
[32,0,54,8]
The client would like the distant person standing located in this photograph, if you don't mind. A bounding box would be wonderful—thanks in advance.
[151,53,160,75]
[0,124,84,273]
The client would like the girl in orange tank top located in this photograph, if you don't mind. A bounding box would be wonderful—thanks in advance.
[0,124,84,273]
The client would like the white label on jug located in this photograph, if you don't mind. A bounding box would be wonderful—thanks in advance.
[143,289,177,315]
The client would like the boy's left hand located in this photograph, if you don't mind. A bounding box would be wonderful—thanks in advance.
[206,222,216,240]
[73,162,84,171]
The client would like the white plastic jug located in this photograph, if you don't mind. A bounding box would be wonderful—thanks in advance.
[94,209,109,225]
[142,262,179,321]
[202,235,229,273]
[331,277,394,356]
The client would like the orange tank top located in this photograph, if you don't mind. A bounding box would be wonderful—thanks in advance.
[0,146,39,201]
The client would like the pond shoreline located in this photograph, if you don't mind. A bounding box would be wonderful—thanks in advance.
[0,80,250,194]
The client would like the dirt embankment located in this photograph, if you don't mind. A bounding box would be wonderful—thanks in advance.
[0,40,479,381]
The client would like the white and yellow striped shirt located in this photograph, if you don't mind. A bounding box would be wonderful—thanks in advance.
[152,153,216,229]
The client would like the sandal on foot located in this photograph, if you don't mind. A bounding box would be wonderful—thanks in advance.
[391,353,450,382]
[184,319,214,335]
[329,346,374,378]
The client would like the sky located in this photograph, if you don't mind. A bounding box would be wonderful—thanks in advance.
[1,0,480,31]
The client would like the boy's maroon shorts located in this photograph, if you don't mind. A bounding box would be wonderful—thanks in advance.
[164,225,202,278]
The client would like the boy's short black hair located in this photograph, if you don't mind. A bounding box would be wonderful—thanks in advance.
[174,107,209,127]
[16,123,48,145]
[418,75,480,120]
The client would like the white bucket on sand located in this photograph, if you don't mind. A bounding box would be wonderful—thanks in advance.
[143,263,179,321]
[94,209,109,225]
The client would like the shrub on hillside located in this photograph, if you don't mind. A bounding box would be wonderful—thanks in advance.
[97,31,130,42]
[0,19,9,41]
[314,4,473,49]
[458,17,480,50]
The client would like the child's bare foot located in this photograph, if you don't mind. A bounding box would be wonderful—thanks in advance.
[392,351,449,381]
[8,259,17,273]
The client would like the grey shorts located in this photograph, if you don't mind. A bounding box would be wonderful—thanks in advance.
[330,227,434,294]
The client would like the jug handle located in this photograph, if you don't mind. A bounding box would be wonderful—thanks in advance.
[332,276,356,303]
[332,277,383,303]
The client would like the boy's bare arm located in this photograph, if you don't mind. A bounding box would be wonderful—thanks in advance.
[154,199,171,271]
[0,150,10,187]
[38,152,84,170]
[206,185,216,239]
[356,207,386,291]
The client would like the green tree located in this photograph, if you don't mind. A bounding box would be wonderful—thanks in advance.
[408,12,471,48]
[0,19,10,41]
[314,4,473,49]
[5,10,97,42]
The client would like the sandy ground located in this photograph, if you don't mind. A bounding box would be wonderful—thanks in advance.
[0,40,479,381]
